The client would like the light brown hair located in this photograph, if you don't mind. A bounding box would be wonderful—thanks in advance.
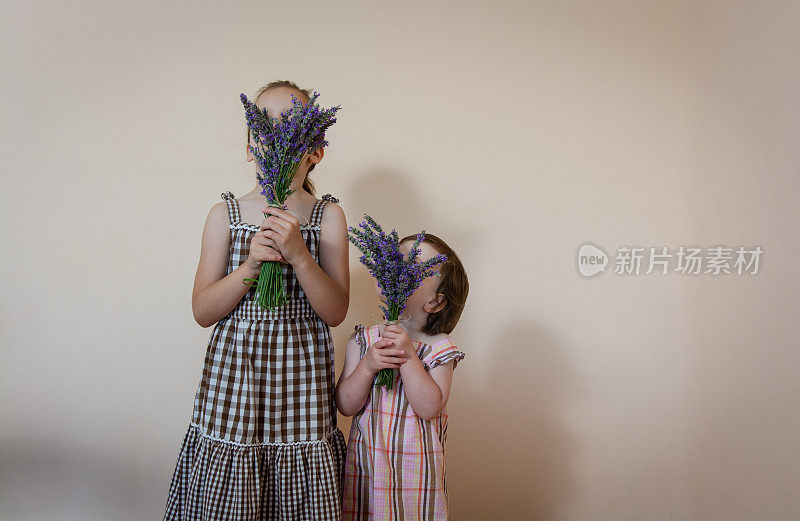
[246,80,317,195]
[400,233,469,335]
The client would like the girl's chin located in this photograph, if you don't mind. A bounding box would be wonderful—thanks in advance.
[400,311,420,324]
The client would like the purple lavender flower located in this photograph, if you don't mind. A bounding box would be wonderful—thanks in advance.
[347,215,447,389]
[240,91,340,207]
[240,90,341,311]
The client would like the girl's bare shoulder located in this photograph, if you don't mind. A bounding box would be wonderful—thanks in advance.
[201,201,233,245]
[207,200,231,226]
[319,197,346,228]
[417,332,450,346]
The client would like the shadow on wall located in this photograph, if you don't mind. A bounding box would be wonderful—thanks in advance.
[0,439,167,521]
[0,173,577,521]
[332,168,578,519]
[448,320,579,521]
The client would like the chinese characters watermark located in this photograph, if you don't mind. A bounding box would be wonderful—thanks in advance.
[577,243,763,278]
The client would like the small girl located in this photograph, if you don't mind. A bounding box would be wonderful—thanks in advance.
[164,80,350,520]
[335,233,469,521]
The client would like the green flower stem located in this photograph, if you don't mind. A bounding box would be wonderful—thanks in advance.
[245,200,294,311]
[375,306,405,390]
[258,260,286,310]
[244,261,286,310]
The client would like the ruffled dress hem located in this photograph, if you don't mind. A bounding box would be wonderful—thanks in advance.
[164,422,347,521]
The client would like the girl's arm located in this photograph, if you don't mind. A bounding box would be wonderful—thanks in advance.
[398,359,455,421]
[382,325,456,421]
[262,203,350,326]
[335,333,374,416]
[335,331,407,416]
[191,202,281,327]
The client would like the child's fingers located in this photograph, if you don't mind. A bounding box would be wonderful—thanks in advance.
[371,339,394,349]
[252,236,275,248]
[259,216,289,233]
[383,328,408,339]
[266,246,283,262]
[259,224,288,241]
[378,352,407,362]
[258,236,280,250]
[384,325,407,335]
[259,216,276,230]
[254,234,287,263]
[250,236,276,251]
[249,243,283,262]
[380,329,399,340]
[378,357,407,369]
[263,207,299,226]
[256,252,283,262]
[263,206,291,219]
[262,218,290,234]
[260,229,286,246]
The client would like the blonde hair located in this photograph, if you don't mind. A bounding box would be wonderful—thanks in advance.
[246,80,317,195]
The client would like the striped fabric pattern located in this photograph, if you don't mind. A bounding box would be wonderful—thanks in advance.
[164,191,345,521]
[342,325,466,521]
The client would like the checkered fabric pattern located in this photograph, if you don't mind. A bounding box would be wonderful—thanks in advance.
[342,325,466,521]
[163,191,345,521]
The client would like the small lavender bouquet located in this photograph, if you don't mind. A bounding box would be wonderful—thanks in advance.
[347,215,447,389]
[240,91,340,310]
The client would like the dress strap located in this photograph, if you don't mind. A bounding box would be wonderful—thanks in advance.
[220,191,241,224]
[309,193,339,228]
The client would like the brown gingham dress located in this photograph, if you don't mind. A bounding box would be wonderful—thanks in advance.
[163,191,346,521]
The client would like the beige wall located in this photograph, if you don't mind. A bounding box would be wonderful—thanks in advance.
[2,1,798,520]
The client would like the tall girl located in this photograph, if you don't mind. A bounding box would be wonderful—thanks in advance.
[163,80,350,521]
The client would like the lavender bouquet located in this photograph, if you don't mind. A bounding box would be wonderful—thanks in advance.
[240,91,340,310]
[347,215,447,389]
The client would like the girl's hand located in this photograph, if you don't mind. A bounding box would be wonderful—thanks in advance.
[261,207,311,266]
[244,229,284,271]
[380,325,416,359]
[360,338,407,375]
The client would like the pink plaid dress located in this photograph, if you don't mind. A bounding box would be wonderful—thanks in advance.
[342,324,466,521]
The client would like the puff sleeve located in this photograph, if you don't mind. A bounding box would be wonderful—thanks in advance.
[422,337,466,371]
[354,324,382,360]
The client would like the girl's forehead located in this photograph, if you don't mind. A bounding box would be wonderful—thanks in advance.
[256,87,307,114]
[400,240,438,261]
